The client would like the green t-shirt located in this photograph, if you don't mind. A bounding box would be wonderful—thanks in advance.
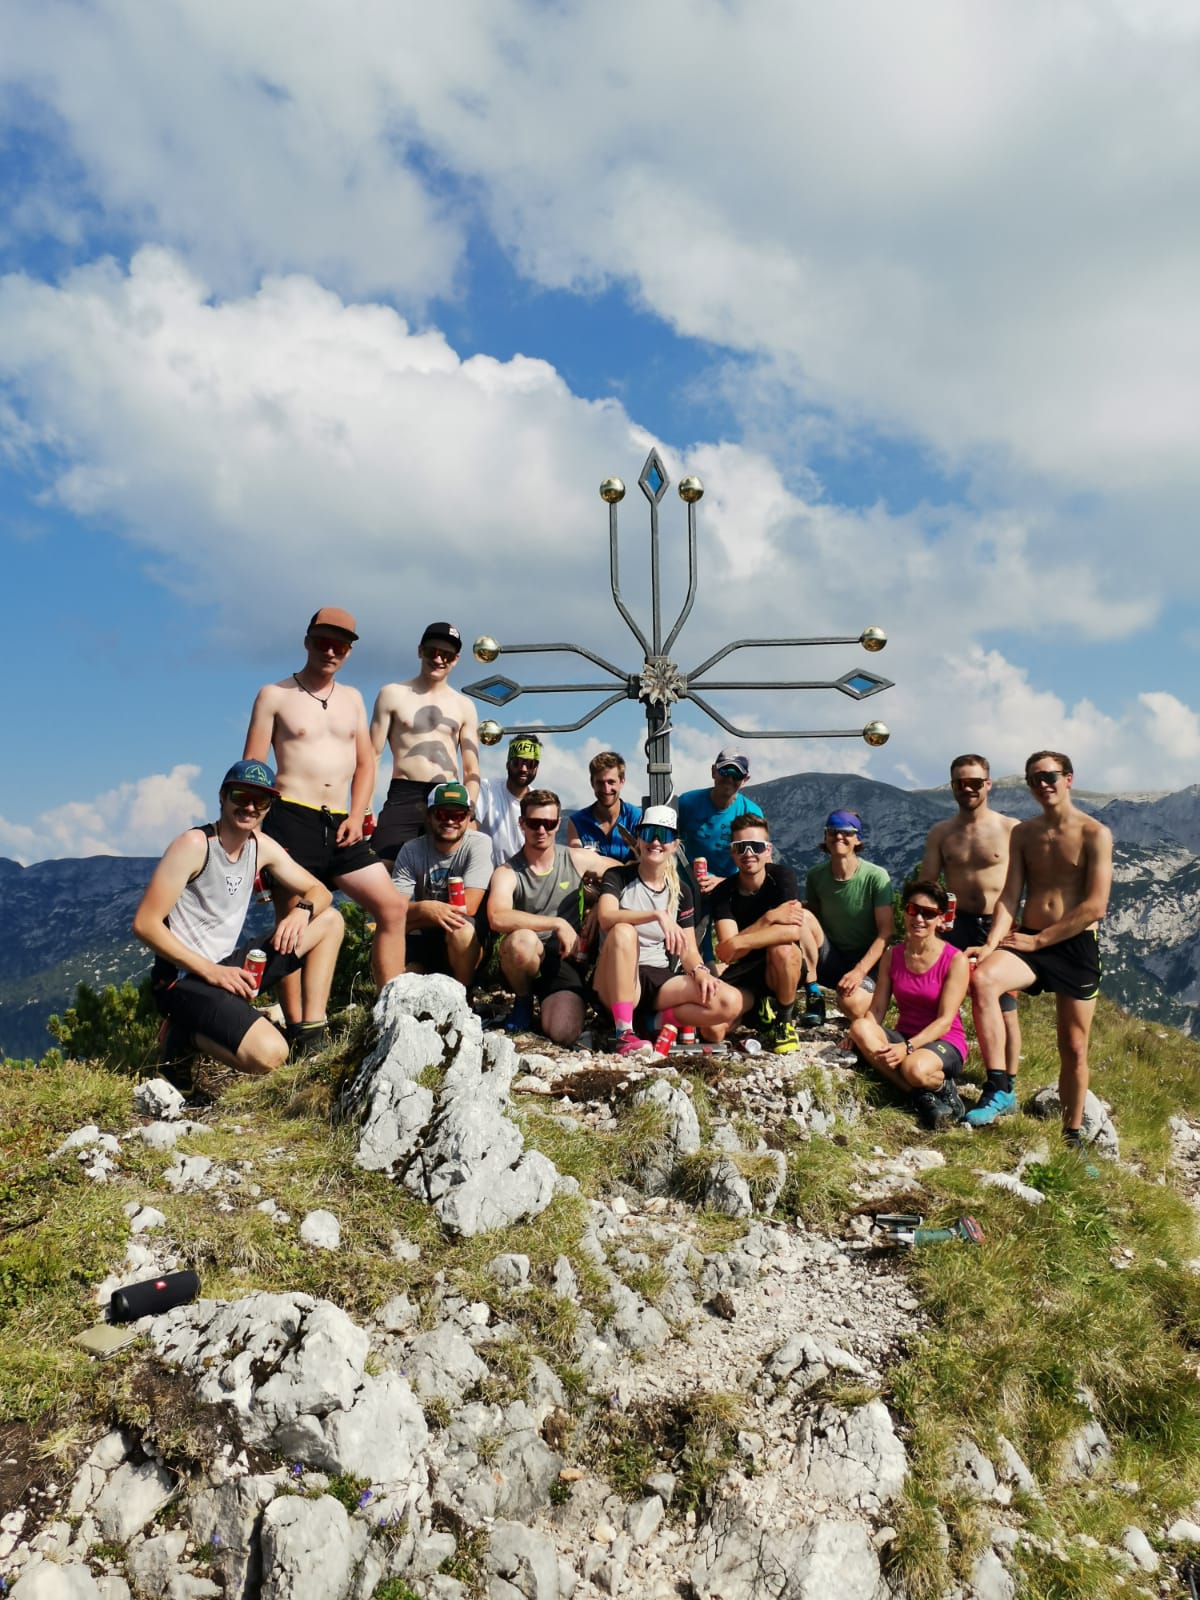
[804,857,892,952]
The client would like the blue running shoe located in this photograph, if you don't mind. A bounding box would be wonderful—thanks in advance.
[964,1084,1016,1127]
[504,996,535,1034]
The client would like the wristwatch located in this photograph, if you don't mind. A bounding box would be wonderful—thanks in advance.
[297,900,315,920]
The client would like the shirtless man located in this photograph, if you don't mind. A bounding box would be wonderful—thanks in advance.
[965,751,1112,1140]
[920,753,1021,1079]
[243,607,407,1032]
[370,622,480,866]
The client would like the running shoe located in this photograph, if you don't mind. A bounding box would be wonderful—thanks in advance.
[756,996,777,1033]
[801,989,827,1028]
[911,1078,965,1131]
[771,1020,800,1055]
[615,1032,654,1057]
[504,996,535,1034]
[963,1083,1016,1127]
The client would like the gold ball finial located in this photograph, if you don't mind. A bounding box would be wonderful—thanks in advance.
[863,721,890,748]
[474,636,501,663]
[860,626,887,653]
[479,720,504,747]
[599,477,626,504]
[678,476,704,503]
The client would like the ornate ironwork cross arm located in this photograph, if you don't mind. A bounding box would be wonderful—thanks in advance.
[464,449,893,805]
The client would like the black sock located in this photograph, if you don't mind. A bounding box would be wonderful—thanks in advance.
[1063,1127,1082,1146]
[777,999,796,1025]
[985,1070,1014,1093]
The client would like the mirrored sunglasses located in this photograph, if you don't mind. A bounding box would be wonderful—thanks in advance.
[422,645,459,663]
[730,839,769,857]
[904,903,941,921]
[523,815,559,831]
[227,787,273,811]
[309,633,351,657]
[952,777,987,791]
[431,807,469,825]
[638,825,676,845]
[1028,770,1063,786]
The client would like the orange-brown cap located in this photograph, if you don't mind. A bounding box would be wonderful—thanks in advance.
[308,606,359,641]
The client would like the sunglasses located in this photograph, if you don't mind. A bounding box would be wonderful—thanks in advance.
[309,634,351,657]
[952,777,987,791]
[422,646,459,663]
[730,839,769,857]
[227,787,274,811]
[904,903,941,921]
[716,768,745,781]
[826,829,860,841]
[1028,770,1063,786]
[638,825,676,845]
[523,816,559,831]
[432,807,469,825]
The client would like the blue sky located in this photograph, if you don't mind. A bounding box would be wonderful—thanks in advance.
[3,0,1200,862]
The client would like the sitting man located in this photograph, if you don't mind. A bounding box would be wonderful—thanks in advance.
[567,751,642,861]
[392,783,492,989]
[803,810,894,1020]
[476,735,542,867]
[487,789,608,1044]
[133,760,344,1086]
[710,814,826,1053]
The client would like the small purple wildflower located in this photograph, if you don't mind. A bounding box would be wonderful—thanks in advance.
[358,1488,373,1508]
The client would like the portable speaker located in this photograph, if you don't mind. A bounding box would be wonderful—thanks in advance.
[108,1269,200,1323]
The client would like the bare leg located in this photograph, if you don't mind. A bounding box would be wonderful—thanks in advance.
[498,930,546,996]
[847,1016,947,1093]
[836,981,875,1022]
[592,923,641,1012]
[268,881,303,1025]
[195,1017,288,1075]
[336,862,407,989]
[765,943,802,1007]
[655,974,743,1042]
[1056,995,1096,1130]
[444,922,483,988]
[1003,1005,1022,1077]
[294,906,344,1022]
[540,991,585,1046]
[971,951,1035,1077]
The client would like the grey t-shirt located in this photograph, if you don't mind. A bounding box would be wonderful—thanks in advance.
[392,832,493,901]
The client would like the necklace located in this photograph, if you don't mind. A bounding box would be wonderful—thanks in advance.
[293,673,334,711]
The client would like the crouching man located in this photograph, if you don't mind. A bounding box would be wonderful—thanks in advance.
[392,782,492,988]
[133,760,344,1080]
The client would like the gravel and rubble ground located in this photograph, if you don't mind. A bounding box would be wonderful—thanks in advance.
[2,977,1194,1600]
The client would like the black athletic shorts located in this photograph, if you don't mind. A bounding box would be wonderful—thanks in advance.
[816,941,877,993]
[406,909,491,978]
[532,943,589,1002]
[945,913,1018,1014]
[1017,926,1102,1002]
[882,1026,965,1077]
[373,778,430,865]
[151,943,301,1057]
[262,798,379,887]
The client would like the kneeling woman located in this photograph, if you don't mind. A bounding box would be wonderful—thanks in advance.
[594,806,742,1055]
[848,879,970,1129]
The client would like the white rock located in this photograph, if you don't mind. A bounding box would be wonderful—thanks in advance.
[134,1079,187,1120]
[92,1459,177,1543]
[10,1565,105,1599]
[259,1494,367,1600]
[1167,1518,1200,1542]
[969,1547,1016,1600]
[1121,1526,1159,1572]
[299,1210,341,1250]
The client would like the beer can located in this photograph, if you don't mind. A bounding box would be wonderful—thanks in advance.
[362,810,376,838]
[680,1026,697,1046]
[941,891,957,931]
[448,876,466,908]
[653,1022,678,1057]
[243,948,268,995]
[693,856,708,881]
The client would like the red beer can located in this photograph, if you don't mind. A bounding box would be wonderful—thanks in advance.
[693,856,708,881]
[362,810,376,838]
[654,1022,678,1057]
[941,891,957,932]
[448,876,466,908]
[243,948,268,995]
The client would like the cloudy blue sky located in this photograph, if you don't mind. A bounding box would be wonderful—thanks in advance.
[3,0,1199,863]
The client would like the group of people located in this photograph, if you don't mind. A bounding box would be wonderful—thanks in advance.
[134,607,1113,1148]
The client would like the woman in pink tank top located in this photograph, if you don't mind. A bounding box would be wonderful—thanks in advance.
[847,879,971,1130]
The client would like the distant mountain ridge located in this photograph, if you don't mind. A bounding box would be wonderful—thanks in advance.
[2,773,1199,1057]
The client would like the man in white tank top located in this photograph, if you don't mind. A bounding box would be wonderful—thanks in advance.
[133,760,344,1082]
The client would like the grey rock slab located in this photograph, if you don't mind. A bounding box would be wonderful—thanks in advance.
[691,1504,889,1600]
[1027,1086,1119,1156]
[322,1370,429,1483]
[968,1547,1016,1600]
[625,1494,664,1546]
[299,1209,341,1250]
[796,1400,908,1512]
[95,1581,132,1600]
[996,1434,1039,1497]
[92,1458,177,1542]
[976,1171,1045,1205]
[551,1255,578,1299]
[125,1203,168,1233]
[1121,1526,1159,1572]
[378,1292,419,1332]
[134,1079,187,1120]
[125,1530,187,1596]
[188,1473,278,1599]
[700,1155,754,1217]
[603,1283,670,1354]
[259,1494,367,1600]
[485,1519,561,1600]
[951,1437,1000,1501]
[403,1327,488,1402]
[488,1253,531,1287]
[10,1566,105,1600]
[162,1154,221,1191]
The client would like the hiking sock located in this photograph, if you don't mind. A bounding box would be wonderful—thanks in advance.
[777,999,797,1026]
[657,1007,678,1028]
[982,1070,1014,1095]
[612,1001,635,1031]
[1063,1127,1083,1147]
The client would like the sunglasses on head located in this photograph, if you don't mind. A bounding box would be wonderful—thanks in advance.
[227,786,273,811]
[904,902,941,921]
[1028,770,1063,786]
[422,645,458,663]
[952,777,987,791]
[730,838,769,857]
[638,825,676,845]
[309,633,351,657]
[432,807,469,825]
[523,815,559,831]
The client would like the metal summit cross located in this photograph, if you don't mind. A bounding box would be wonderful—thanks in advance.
[465,448,892,806]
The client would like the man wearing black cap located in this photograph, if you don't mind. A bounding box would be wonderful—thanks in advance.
[370,622,480,866]
[133,760,344,1081]
[675,749,765,892]
[244,607,408,1030]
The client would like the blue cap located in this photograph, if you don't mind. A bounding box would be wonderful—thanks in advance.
[222,759,281,796]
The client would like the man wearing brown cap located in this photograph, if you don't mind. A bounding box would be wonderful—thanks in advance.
[243,608,407,1032]
[370,622,480,866]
